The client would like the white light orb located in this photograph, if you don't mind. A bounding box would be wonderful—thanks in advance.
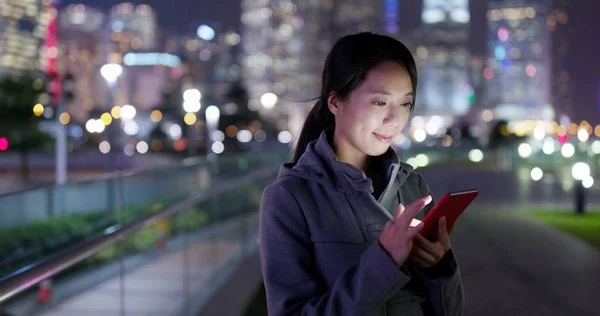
[518,143,532,158]
[278,131,293,144]
[260,93,278,109]
[469,149,484,162]
[530,167,543,181]
[571,162,591,181]
[561,143,575,158]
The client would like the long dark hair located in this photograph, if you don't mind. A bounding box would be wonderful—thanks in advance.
[293,32,418,162]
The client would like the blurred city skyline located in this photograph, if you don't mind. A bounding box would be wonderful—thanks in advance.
[56,0,600,123]
[2,0,600,160]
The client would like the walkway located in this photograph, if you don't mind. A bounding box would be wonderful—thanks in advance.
[454,203,600,316]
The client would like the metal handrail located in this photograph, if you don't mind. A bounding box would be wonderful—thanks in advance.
[0,164,280,304]
[0,150,286,198]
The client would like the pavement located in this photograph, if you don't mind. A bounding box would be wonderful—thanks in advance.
[452,203,600,316]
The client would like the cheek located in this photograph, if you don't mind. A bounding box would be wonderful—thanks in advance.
[353,107,384,128]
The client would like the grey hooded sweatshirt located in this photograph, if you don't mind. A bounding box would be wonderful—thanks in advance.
[259,129,464,315]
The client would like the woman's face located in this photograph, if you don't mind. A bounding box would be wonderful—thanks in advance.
[329,61,414,162]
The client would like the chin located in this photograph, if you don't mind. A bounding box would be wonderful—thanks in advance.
[363,145,391,157]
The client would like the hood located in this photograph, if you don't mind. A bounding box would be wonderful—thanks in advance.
[278,128,415,194]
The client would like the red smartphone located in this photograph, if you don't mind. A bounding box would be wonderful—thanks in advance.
[420,189,479,241]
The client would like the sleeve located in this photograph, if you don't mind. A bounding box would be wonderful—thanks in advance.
[413,174,465,316]
[259,183,411,316]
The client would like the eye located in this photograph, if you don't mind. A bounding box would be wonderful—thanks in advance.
[373,101,387,106]
[400,101,414,107]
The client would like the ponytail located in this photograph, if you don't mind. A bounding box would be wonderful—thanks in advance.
[293,98,334,162]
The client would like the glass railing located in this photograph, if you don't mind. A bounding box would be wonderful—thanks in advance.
[0,151,289,283]
[0,164,279,315]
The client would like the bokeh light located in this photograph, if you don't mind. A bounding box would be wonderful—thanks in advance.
[530,167,543,181]
[0,138,8,151]
[33,104,44,117]
[101,113,113,125]
[59,113,71,125]
[278,131,293,144]
[469,149,484,162]
[518,143,532,158]
[111,106,121,119]
[99,141,111,154]
[561,143,575,158]
[184,113,197,125]
[151,110,163,122]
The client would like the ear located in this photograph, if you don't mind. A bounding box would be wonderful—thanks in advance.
[327,92,342,116]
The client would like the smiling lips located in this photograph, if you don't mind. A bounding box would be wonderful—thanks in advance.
[373,132,393,143]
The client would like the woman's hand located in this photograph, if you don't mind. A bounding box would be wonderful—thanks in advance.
[378,196,432,266]
[410,216,452,268]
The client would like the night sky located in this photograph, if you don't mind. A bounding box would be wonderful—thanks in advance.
[59,0,600,123]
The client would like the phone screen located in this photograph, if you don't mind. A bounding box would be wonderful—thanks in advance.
[409,218,422,228]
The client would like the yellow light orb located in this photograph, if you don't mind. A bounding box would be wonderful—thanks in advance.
[101,112,113,125]
[33,103,44,116]
[150,110,163,122]
[184,113,197,125]
[111,106,121,119]
[59,112,71,125]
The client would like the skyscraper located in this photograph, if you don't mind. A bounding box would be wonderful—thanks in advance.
[484,0,553,122]
[549,0,573,120]
[241,0,404,138]
[0,0,53,75]
[334,0,381,37]
[58,4,106,122]
[108,2,157,55]
[414,0,472,120]
[240,0,316,134]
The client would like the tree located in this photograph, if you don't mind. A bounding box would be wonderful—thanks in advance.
[0,74,53,181]
[221,79,260,129]
[487,120,526,149]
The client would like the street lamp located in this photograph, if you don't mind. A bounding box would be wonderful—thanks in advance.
[197,24,215,41]
[100,63,123,170]
[183,88,202,156]
[205,105,220,158]
[100,63,123,217]
[100,63,123,86]
[572,162,591,215]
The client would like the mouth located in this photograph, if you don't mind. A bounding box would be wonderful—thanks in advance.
[373,132,393,143]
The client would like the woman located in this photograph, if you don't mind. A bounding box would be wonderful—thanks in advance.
[259,32,464,316]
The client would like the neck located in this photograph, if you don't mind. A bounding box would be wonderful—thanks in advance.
[331,131,368,171]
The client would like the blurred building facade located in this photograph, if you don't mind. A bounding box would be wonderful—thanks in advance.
[240,0,311,134]
[549,0,573,120]
[334,0,380,36]
[241,0,399,138]
[0,0,53,75]
[57,4,106,122]
[484,0,554,122]
[413,0,472,121]
[108,2,157,54]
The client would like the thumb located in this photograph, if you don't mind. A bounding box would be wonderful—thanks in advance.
[395,204,405,219]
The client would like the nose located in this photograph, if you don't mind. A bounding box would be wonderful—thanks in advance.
[383,106,400,127]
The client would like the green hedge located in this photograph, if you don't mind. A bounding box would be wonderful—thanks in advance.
[0,194,192,278]
[0,182,267,279]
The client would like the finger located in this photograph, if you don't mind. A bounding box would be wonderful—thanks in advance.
[407,222,424,238]
[394,204,406,219]
[413,233,443,255]
[438,217,452,250]
[411,246,437,265]
[398,195,432,226]
[410,255,431,268]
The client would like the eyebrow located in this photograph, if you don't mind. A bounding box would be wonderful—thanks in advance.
[369,90,414,97]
